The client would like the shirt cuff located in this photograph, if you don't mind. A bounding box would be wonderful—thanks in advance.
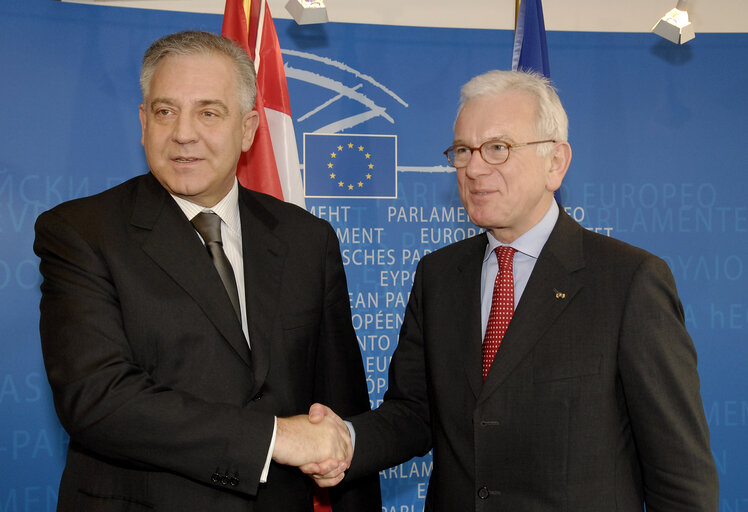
[260,417,277,483]
[345,420,356,452]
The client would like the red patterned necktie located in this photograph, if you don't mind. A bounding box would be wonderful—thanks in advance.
[482,246,517,380]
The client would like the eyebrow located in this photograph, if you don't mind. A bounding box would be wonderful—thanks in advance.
[149,97,230,115]
[452,135,512,145]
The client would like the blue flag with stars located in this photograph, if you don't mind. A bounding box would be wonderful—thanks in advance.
[304,133,397,198]
[512,0,550,78]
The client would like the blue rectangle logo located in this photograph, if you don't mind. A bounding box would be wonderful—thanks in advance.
[304,133,397,198]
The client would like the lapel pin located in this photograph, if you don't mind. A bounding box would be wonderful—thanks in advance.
[554,288,566,300]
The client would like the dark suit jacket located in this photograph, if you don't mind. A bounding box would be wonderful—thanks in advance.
[349,207,717,511]
[34,172,380,511]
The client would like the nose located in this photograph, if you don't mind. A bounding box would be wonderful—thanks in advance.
[463,147,492,179]
[172,113,198,144]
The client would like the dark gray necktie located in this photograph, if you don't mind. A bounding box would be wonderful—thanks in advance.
[191,211,242,321]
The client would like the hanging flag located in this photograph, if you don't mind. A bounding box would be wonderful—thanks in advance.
[512,0,550,78]
[223,2,321,505]
[222,0,305,207]
[512,0,561,204]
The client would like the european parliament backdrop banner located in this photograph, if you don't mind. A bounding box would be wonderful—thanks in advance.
[1,0,747,510]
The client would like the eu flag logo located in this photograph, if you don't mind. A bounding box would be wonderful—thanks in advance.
[303,133,397,198]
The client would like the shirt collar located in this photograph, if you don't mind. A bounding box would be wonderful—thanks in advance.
[483,200,559,262]
[171,179,241,232]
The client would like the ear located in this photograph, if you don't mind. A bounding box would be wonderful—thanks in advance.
[138,104,147,147]
[545,141,572,192]
[241,110,260,152]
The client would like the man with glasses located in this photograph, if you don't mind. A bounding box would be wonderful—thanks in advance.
[307,70,718,510]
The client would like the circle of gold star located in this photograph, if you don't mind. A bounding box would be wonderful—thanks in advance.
[326,140,375,192]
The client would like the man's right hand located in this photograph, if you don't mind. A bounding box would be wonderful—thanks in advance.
[272,405,353,478]
[297,403,351,487]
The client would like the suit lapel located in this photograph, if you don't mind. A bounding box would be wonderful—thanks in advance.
[453,235,489,400]
[238,188,287,394]
[130,174,252,368]
[478,210,586,404]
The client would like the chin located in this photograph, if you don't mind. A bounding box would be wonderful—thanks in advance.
[467,209,497,226]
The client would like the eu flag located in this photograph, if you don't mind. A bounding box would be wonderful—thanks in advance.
[303,133,397,198]
[512,0,550,78]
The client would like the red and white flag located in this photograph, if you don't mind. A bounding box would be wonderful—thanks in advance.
[222,0,305,208]
[223,5,321,508]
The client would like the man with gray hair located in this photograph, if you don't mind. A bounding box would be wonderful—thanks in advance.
[309,69,718,510]
[34,30,379,510]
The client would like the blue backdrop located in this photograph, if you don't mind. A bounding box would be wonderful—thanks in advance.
[1,1,746,510]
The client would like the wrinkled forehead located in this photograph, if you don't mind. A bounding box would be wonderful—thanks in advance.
[454,91,540,141]
[147,52,240,101]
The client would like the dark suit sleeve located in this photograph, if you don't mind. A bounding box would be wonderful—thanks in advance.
[311,224,382,511]
[618,256,718,510]
[347,258,433,480]
[34,209,274,497]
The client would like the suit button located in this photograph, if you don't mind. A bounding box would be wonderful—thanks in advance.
[477,486,490,500]
[211,472,220,484]
[230,476,239,486]
[252,392,263,401]
[221,474,230,485]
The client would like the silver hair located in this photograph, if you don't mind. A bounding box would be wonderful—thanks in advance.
[140,30,257,113]
[458,70,568,155]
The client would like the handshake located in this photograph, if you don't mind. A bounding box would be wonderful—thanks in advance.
[272,403,352,487]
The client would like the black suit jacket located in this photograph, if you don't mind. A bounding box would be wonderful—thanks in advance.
[349,207,717,511]
[34,172,380,511]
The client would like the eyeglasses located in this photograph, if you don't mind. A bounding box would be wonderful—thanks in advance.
[443,139,556,168]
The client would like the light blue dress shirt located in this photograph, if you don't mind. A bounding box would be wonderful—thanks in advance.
[480,201,559,341]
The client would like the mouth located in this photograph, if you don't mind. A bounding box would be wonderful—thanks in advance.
[172,157,202,164]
